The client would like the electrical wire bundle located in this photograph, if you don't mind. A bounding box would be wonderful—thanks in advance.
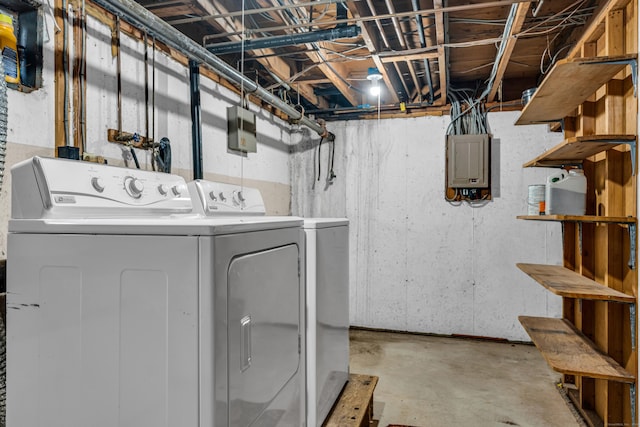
[447,88,488,136]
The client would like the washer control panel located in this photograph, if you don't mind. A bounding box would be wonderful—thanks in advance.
[11,156,194,219]
[188,180,265,216]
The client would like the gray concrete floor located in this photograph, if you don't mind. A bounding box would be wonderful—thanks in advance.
[349,329,582,427]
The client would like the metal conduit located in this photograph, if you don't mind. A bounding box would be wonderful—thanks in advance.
[92,0,329,137]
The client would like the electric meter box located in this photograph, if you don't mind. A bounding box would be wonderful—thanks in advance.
[227,106,257,153]
[447,134,490,188]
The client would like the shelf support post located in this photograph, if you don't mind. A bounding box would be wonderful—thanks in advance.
[578,222,583,256]
[628,223,636,270]
[631,382,636,427]
[630,303,636,351]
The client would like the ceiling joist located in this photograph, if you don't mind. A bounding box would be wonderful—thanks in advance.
[433,0,447,106]
[134,0,610,118]
[487,2,531,102]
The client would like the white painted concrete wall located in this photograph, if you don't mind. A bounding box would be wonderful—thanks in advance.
[0,13,294,255]
[291,112,566,341]
[0,11,569,341]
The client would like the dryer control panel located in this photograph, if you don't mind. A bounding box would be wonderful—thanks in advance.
[188,180,266,216]
[11,156,194,219]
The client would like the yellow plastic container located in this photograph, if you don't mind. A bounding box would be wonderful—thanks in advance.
[0,14,19,84]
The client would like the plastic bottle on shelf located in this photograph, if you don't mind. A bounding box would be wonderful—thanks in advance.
[545,169,587,215]
[0,14,19,84]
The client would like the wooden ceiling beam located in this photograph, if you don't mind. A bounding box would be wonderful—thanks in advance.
[487,2,531,102]
[379,51,439,63]
[350,1,400,103]
[383,0,422,102]
[207,0,326,108]
[257,0,360,106]
[433,0,447,105]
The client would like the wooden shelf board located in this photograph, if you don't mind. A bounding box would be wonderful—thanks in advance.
[515,54,637,126]
[517,214,636,224]
[523,135,636,167]
[519,316,635,383]
[517,263,635,303]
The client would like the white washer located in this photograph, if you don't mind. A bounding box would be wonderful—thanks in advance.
[303,218,349,427]
[7,157,305,427]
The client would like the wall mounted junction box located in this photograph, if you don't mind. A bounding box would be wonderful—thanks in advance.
[227,106,257,153]
[447,134,490,188]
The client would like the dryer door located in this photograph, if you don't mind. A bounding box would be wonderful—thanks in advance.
[228,243,300,426]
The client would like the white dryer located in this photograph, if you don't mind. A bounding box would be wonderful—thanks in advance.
[7,157,305,427]
[303,219,349,427]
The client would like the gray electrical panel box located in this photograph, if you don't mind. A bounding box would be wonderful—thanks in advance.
[447,134,490,188]
[227,106,257,153]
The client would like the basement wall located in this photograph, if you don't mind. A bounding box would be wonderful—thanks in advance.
[291,112,565,341]
[0,13,294,256]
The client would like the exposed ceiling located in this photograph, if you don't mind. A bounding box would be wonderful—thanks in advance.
[134,0,605,120]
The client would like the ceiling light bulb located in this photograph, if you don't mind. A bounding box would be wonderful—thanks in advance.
[370,84,380,96]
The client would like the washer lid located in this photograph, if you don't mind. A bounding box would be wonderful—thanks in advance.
[303,218,349,229]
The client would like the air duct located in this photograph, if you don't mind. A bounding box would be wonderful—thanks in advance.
[206,25,360,55]
[91,0,330,137]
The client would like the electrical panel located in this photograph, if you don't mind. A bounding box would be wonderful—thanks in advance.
[447,134,489,188]
[227,106,257,153]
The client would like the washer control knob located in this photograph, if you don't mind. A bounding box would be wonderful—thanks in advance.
[232,190,245,206]
[91,177,105,193]
[209,191,218,201]
[218,192,226,202]
[172,184,187,196]
[126,178,144,198]
[157,184,169,195]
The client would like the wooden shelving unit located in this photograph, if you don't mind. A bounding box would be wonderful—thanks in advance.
[517,263,636,303]
[519,316,635,383]
[522,135,637,168]
[515,54,637,126]
[514,1,637,424]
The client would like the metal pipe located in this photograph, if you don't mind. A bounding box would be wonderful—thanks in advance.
[206,25,360,55]
[412,0,434,104]
[115,17,122,133]
[92,0,328,136]
[168,0,355,26]
[189,59,203,180]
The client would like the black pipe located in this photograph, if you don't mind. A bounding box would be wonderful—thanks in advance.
[412,0,434,104]
[206,25,361,55]
[189,59,203,180]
